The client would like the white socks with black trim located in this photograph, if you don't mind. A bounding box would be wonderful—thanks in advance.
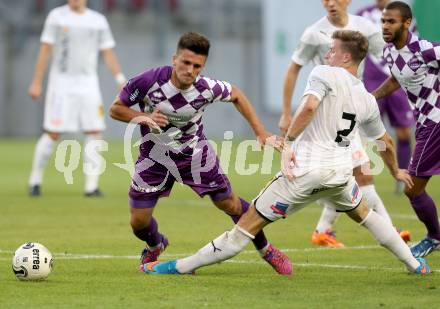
[176,226,253,274]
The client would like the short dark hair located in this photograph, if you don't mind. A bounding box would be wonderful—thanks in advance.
[332,30,369,64]
[385,1,413,21]
[177,32,210,56]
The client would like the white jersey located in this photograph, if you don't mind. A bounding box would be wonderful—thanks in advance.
[292,14,384,67]
[293,65,386,176]
[41,5,115,78]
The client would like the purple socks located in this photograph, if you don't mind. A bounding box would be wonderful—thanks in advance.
[133,217,164,247]
[410,192,440,240]
[397,139,411,169]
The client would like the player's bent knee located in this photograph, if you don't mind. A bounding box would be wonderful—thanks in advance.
[346,200,370,223]
[130,217,148,230]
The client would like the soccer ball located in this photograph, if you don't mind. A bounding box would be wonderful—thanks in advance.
[12,242,54,281]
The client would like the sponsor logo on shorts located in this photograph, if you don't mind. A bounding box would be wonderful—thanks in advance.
[270,202,289,218]
[311,182,347,195]
[311,187,330,195]
[351,183,360,203]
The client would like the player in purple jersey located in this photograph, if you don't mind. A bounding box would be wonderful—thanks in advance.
[357,0,415,194]
[109,32,292,274]
[373,2,440,257]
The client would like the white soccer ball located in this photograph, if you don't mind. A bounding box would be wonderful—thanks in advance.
[12,242,54,281]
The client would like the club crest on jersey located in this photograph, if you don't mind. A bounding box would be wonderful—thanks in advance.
[270,202,289,218]
[192,98,208,109]
[150,91,164,103]
[408,56,423,71]
[351,183,360,203]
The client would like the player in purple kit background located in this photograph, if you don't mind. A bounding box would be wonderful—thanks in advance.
[373,1,440,257]
[357,0,416,193]
[109,32,292,274]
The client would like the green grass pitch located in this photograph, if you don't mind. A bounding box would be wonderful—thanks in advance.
[0,139,439,308]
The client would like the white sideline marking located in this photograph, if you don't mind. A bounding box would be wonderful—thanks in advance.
[0,245,381,259]
[223,259,396,271]
[1,247,438,272]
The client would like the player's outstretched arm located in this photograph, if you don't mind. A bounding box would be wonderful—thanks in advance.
[101,49,126,90]
[376,132,414,188]
[371,75,401,100]
[229,85,275,148]
[28,43,53,101]
[279,62,303,135]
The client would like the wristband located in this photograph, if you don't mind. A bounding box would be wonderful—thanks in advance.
[115,73,127,85]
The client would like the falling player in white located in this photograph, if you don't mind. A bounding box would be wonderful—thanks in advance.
[140,30,430,276]
[28,0,126,197]
[279,0,408,248]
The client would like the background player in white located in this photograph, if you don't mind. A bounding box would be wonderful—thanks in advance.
[28,0,126,196]
[140,31,429,276]
[357,0,416,194]
[372,1,440,258]
[278,0,407,247]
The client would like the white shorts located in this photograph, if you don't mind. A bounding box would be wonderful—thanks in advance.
[43,76,105,133]
[253,168,363,222]
[351,133,369,168]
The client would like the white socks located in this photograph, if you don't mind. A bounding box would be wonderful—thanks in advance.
[361,185,392,224]
[29,133,56,186]
[29,133,106,192]
[176,226,253,274]
[316,201,341,233]
[316,184,393,233]
[83,134,106,193]
[360,210,419,272]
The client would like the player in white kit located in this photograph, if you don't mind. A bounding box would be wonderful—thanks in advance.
[140,31,430,276]
[28,0,126,196]
[279,0,408,247]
